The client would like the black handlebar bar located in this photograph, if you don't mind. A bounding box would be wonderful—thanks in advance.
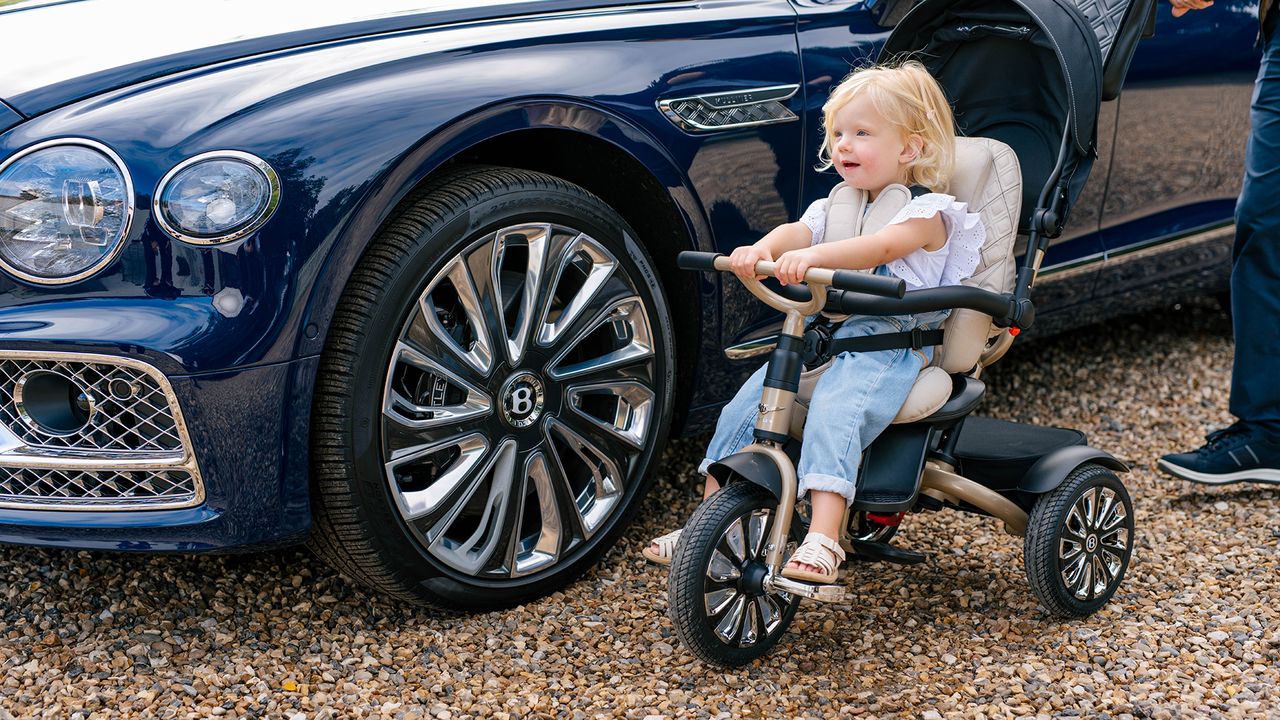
[676,251,905,299]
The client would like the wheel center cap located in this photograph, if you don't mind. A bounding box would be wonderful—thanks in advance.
[1086,534,1098,552]
[500,371,545,428]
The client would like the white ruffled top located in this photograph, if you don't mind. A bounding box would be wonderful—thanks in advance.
[798,192,986,290]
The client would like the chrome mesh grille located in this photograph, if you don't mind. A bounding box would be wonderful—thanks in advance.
[0,358,181,452]
[663,98,796,131]
[0,467,197,507]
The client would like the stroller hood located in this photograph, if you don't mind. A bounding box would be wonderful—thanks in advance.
[880,0,1150,234]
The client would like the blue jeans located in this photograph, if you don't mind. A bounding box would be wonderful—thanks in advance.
[700,308,948,506]
[1232,27,1280,439]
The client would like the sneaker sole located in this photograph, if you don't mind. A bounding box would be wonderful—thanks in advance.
[1156,459,1280,485]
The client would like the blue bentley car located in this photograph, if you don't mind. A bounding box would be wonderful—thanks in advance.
[0,0,1258,608]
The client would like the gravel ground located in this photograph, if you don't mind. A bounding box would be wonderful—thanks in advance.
[2,299,1277,719]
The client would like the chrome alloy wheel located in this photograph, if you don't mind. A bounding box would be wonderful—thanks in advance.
[1058,485,1130,601]
[701,508,792,648]
[380,222,658,579]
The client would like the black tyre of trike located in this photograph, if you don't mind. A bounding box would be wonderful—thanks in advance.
[310,166,674,610]
[1023,463,1134,617]
[669,482,802,667]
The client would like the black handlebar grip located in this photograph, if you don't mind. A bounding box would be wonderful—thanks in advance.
[830,269,906,298]
[676,251,722,272]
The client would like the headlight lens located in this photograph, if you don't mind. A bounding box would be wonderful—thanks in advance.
[155,151,280,244]
[0,140,134,284]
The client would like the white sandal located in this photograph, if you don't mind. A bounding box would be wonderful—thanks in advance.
[643,529,681,565]
[781,532,846,584]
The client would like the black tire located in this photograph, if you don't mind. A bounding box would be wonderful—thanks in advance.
[309,166,675,610]
[1023,463,1134,617]
[668,482,802,667]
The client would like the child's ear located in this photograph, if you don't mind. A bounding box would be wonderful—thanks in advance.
[900,135,924,164]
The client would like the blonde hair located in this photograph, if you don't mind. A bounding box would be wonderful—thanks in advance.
[817,61,956,193]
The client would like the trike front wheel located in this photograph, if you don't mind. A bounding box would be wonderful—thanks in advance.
[668,482,801,666]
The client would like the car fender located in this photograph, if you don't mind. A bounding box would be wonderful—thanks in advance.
[297,97,710,359]
[1017,445,1129,495]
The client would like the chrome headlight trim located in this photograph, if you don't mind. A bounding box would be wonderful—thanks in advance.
[0,138,136,286]
[153,150,281,245]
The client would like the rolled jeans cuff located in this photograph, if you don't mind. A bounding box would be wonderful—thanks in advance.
[799,473,857,506]
[697,458,714,476]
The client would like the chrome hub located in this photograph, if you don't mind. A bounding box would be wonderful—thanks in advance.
[499,371,545,429]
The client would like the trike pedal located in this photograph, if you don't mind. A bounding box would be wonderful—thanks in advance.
[849,539,927,565]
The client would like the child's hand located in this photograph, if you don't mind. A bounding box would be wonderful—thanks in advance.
[774,248,823,286]
[729,244,773,281]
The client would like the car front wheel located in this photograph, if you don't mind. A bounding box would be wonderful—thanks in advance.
[310,166,674,609]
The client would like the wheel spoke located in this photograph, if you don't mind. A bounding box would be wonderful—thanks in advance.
[563,379,656,450]
[759,593,785,634]
[714,594,748,645]
[1090,556,1109,597]
[384,433,489,522]
[547,295,654,381]
[383,342,492,449]
[1062,552,1089,598]
[489,223,551,366]
[1064,505,1089,544]
[704,587,740,617]
[409,255,495,378]
[1081,487,1100,529]
[747,509,771,560]
[1097,495,1129,533]
[424,439,520,576]
[739,599,761,647]
[706,549,742,582]
[1099,546,1125,579]
[536,232,618,348]
[1100,525,1129,550]
[722,517,748,564]
[543,418,625,538]
[1093,489,1116,532]
[1058,537,1084,563]
[506,450,563,577]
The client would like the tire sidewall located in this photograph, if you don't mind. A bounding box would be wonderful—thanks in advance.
[336,172,675,607]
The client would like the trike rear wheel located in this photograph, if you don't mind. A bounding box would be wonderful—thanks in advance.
[668,482,801,667]
[1024,463,1134,617]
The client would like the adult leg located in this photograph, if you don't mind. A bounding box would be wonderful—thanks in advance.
[1159,33,1280,483]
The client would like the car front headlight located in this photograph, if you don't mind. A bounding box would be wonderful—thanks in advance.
[0,139,134,285]
[154,151,280,245]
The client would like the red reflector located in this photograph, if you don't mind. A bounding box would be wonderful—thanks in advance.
[1009,327,1021,337]
[866,512,904,527]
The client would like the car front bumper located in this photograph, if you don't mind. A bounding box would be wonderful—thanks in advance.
[0,350,316,551]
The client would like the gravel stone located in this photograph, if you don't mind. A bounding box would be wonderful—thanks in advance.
[0,300,1272,718]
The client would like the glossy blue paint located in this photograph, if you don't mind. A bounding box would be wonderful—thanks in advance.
[0,0,1248,552]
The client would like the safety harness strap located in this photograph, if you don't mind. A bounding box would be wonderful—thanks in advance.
[801,318,945,368]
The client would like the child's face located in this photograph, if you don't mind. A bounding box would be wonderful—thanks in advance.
[829,94,921,198]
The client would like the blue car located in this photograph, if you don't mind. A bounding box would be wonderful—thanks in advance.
[0,0,1257,608]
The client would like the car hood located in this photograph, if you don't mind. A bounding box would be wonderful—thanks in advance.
[0,0,651,118]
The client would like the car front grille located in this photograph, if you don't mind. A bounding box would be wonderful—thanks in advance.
[0,351,203,511]
[0,467,198,509]
[0,357,182,452]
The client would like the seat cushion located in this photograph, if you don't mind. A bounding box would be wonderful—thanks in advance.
[891,366,951,424]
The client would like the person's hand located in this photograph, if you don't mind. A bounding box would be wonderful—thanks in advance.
[1170,0,1212,18]
[728,243,773,281]
[773,247,824,286]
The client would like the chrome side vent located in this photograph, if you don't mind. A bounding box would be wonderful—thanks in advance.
[658,85,800,133]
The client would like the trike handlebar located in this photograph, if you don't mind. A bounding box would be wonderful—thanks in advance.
[676,251,905,299]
